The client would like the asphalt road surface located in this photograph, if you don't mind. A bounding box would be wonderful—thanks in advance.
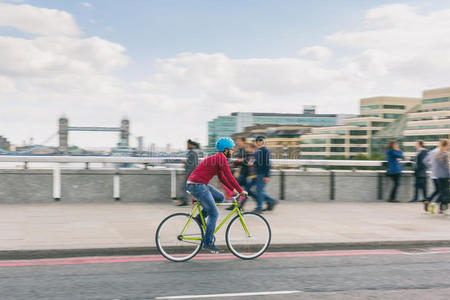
[1,248,450,299]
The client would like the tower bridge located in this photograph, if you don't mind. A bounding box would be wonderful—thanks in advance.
[58,117,129,154]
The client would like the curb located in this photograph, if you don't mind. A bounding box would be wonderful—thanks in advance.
[1,240,450,260]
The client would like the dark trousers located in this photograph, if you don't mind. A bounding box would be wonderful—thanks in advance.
[438,178,449,206]
[429,179,440,202]
[236,173,247,187]
[388,174,401,201]
[412,177,427,201]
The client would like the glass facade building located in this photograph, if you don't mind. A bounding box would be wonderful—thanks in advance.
[300,96,421,159]
[207,109,355,153]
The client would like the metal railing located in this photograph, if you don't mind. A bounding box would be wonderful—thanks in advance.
[0,155,392,167]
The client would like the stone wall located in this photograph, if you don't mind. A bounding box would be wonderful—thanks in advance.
[0,168,419,203]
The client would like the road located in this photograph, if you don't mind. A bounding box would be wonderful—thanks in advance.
[1,248,450,299]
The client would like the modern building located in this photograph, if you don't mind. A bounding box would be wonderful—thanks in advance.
[372,87,450,157]
[232,124,312,159]
[207,106,355,153]
[300,96,421,159]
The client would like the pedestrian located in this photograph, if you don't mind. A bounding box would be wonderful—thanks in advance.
[433,139,449,214]
[228,142,257,210]
[409,140,428,202]
[385,140,404,203]
[251,136,277,212]
[233,137,249,187]
[179,139,199,206]
[423,146,440,212]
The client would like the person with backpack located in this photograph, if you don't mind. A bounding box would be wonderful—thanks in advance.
[433,139,449,214]
[409,140,428,202]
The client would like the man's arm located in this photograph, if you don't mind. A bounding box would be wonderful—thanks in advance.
[218,156,243,193]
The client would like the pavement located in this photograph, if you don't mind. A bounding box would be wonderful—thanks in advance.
[0,200,449,259]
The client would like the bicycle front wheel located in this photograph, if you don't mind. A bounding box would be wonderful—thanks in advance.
[155,213,204,262]
[226,212,271,259]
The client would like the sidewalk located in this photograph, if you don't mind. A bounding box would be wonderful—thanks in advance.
[0,201,449,258]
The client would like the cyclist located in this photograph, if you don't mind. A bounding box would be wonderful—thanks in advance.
[186,138,248,253]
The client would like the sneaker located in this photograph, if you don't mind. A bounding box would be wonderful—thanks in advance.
[408,199,418,203]
[263,201,278,211]
[387,199,400,203]
[252,208,264,214]
[203,244,224,254]
[424,201,430,212]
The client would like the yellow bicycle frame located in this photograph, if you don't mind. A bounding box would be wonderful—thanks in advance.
[180,200,251,242]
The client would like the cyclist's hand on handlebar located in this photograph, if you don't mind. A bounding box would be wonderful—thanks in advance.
[240,191,248,197]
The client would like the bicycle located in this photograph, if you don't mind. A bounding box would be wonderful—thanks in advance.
[155,193,271,262]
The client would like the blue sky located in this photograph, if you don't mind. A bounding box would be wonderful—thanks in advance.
[1,0,450,149]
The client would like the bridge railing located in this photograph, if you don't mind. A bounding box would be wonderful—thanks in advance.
[0,156,414,201]
[0,155,393,167]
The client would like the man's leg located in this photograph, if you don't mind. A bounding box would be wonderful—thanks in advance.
[208,185,225,204]
[236,174,247,187]
[438,179,449,211]
[419,177,428,201]
[255,174,266,210]
[188,184,219,246]
[246,178,256,198]
[411,176,419,202]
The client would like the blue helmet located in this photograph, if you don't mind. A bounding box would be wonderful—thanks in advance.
[216,138,235,152]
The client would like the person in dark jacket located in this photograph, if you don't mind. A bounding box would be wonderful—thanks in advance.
[252,136,276,212]
[409,140,428,202]
[434,139,449,213]
[233,137,249,187]
[179,139,199,206]
[385,140,404,203]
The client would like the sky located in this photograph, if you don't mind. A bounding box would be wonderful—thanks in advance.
[1,0,450,150]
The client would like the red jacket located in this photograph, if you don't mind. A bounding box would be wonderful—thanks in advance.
[188,153,243,193]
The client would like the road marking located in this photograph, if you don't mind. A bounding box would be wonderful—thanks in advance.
[1,248,450,268]
[155,290,302,299]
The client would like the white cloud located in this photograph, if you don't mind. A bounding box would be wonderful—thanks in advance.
[81,2,92,8]
[298,46,332,61]
[0,2,81,36]
[3,3,450,150]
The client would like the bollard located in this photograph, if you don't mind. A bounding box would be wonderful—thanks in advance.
[171,169,177,199]
[279,170,285,200]
[113,173,120,201]
[53,164,61,201]
[329,171,335,200]
[377,172,383,200]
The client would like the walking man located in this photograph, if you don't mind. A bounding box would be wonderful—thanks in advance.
[179,139,199,206]
[253,136,276,212]
[409,140,428,202]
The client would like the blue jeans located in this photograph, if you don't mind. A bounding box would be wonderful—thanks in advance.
[248,174,275,210]
[186,183,224,246]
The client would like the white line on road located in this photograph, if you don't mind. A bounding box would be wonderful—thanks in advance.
[155,290,302,299]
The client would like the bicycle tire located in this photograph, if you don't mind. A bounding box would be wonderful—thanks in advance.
[225,212,271,260]
[155,213,204,262]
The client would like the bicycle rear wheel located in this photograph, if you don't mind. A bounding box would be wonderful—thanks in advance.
[155,213,203,262]
[226,212,271,260]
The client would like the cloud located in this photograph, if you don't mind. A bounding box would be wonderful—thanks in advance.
[81,2,92,8]
[298,46,332,61]
[0,2,81,36]
[2,3,450,150]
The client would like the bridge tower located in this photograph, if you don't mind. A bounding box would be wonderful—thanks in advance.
[58,117,69,154]
[120,119,130,146]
